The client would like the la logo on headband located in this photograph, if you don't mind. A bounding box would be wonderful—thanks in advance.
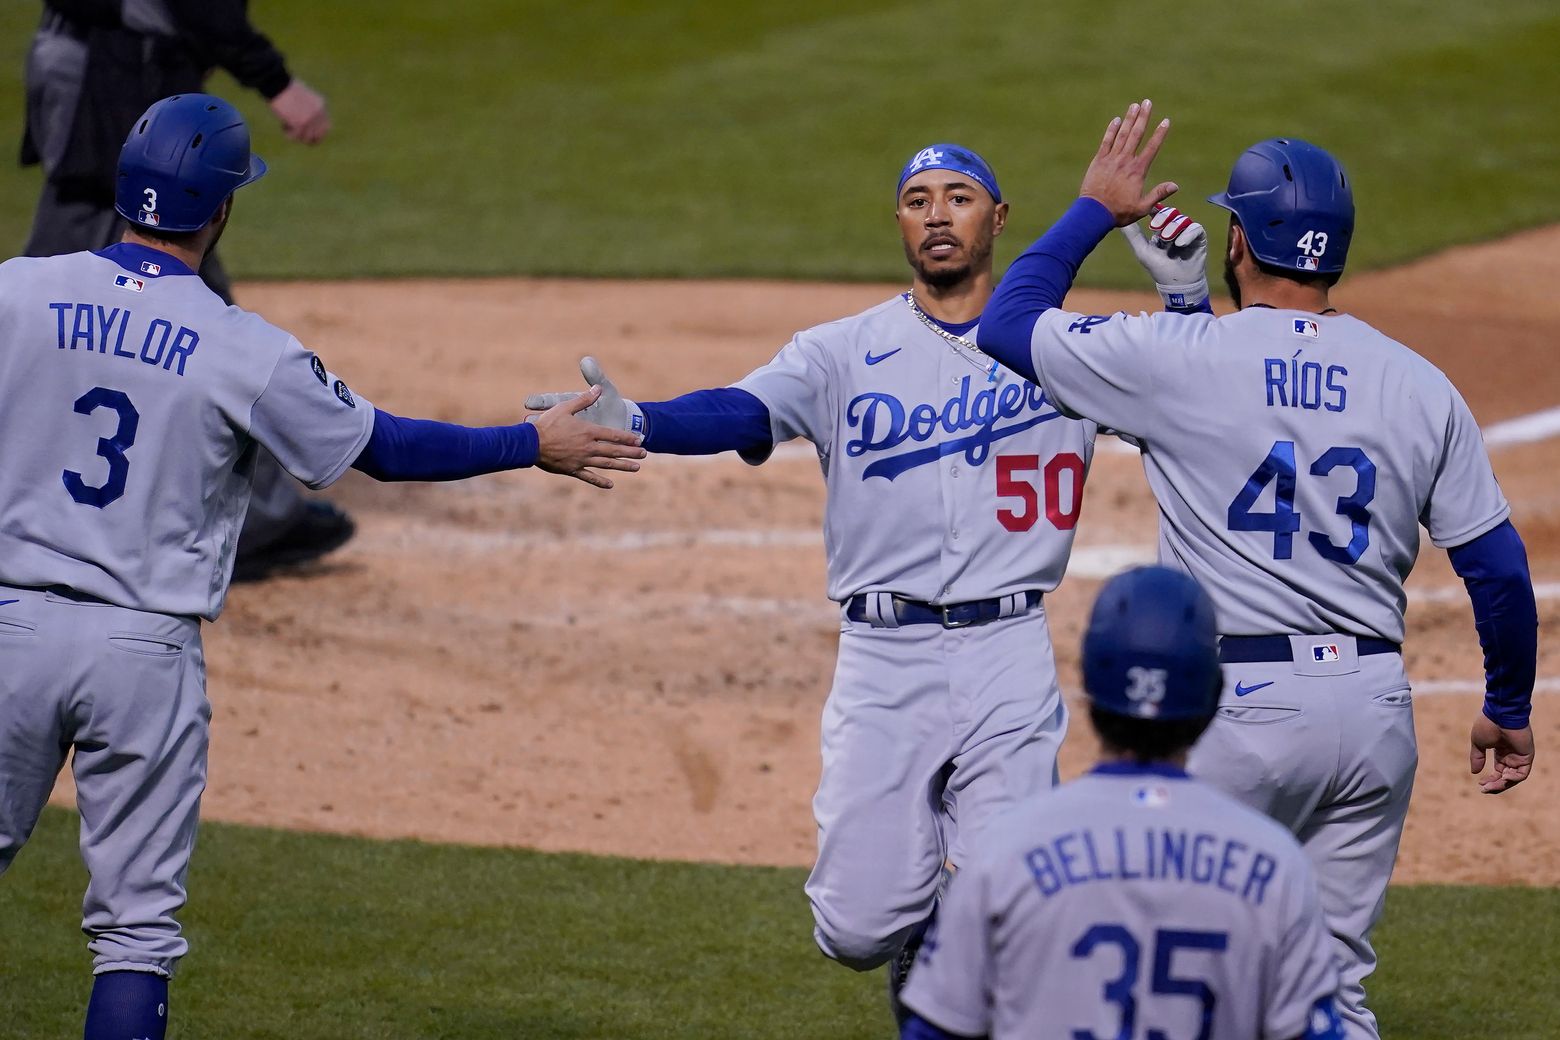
[908,146,945,172]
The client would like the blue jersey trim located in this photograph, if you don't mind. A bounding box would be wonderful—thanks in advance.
[930,315,980,337]
[93,243,197,278]
[1088,761,1191,780]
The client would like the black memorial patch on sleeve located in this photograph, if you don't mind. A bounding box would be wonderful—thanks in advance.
[334,380,356,408]
[311,354,329,386]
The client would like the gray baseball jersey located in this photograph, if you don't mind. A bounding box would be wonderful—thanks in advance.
[1019,303,1503,1039]
[737,294,1098,603]
[0,247,373,619]
[902,765,1340,1040]
[1023,306,1507,639]
[732,293,1095,970]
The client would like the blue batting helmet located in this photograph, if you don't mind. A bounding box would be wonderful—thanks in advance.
[115,94,267,233]
[1082,567,1221,721]
[1206,138,1353,275]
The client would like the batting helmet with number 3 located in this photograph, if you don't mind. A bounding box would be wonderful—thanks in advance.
[1207,138,1354,275]
[115,94,268,233]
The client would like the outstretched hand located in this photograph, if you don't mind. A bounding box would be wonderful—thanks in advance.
[1080,99,1178,227]
[527,384,646,490]
[1469,714,1535,794]
[524,357,637,432]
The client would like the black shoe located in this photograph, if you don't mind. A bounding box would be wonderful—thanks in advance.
[231,501,356,583]
[887,923,927,1028]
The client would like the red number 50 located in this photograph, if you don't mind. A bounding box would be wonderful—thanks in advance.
[996,452,1085,532]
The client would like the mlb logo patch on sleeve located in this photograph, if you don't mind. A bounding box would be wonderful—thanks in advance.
[1311,643,1341,663]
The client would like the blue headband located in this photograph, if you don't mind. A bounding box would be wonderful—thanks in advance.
[897,144,1002,203]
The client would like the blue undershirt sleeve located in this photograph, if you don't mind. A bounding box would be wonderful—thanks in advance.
[1446,519,1538,729]
[977,196,1117,384]
[900,1012,985,1040]
[637,387,774,456]
[351,408,540,482]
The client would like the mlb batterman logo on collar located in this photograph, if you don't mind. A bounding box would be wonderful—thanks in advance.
[897,143,1002,203]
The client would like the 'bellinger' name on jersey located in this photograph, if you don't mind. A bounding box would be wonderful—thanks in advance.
[735,296,1098,604]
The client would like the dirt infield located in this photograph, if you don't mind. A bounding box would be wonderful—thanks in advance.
[47,227,1560,886]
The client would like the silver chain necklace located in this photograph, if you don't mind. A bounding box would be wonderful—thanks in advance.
[903,291,1001,382]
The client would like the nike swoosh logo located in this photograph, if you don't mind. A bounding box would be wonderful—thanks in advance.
[865,348,902,366]
[1234,680,1275,697]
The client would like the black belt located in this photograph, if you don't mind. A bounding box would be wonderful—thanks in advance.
[1218,635,1401,664]
[845,590,1041,629]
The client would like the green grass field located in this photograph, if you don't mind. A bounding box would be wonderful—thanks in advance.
[3,804,1560,1040]
[2,5,1557,1036]
[2,1,1558,282]
[2,808,1556,1039]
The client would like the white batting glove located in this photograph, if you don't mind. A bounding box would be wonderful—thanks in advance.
[524,356,646,436]
[1120,205,1209,311]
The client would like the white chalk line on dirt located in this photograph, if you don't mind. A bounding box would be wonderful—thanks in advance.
[1483,406,1560,448]
[358,524,1560,608]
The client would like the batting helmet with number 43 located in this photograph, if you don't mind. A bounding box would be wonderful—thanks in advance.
[1207,138,1353,275]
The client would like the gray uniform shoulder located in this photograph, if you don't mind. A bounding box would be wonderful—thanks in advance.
[798,294,909,348]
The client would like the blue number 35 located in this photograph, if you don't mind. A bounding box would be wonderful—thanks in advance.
[1227,440,1375,564]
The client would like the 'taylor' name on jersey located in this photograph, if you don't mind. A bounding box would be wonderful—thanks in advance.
[845,375,1062,481]
[49,302,199,377]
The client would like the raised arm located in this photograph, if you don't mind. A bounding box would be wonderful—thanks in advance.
[979,98,1179,381]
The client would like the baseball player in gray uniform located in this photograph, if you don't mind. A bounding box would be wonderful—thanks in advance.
[525,145,1150,1010]
[0,93,644,1040]
[900,566,1345,1040]
[975,99,1540,1039]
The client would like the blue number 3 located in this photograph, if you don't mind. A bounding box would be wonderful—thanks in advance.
[1228,440,1375,565]
[63,387,139,508]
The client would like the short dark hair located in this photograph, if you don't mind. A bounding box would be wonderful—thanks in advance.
[1254,257,1342,289]
[1089,705,1214,762]
[125,222,203,248]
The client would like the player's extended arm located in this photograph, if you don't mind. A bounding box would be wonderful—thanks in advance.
[351,386,646,490]
[524,358,774,457]
[979,98,1178,382]
[1447,519,1539,792]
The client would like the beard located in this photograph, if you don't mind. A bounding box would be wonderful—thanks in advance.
[905,235,992,291]
[1223,254,1242,310]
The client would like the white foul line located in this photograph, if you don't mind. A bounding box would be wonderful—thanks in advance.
[1483,406,1560,448]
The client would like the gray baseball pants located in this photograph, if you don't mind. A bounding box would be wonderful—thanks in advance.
[0,585,208,978]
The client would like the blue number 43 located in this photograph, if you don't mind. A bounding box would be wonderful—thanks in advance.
[1227,440,1375,564]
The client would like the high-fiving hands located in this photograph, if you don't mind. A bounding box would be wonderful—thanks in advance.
[526,383,646,490]
[1081,98,1178,227]
[1122,204,1209,310]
